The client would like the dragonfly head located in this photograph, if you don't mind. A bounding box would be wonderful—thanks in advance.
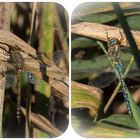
[108,38,119,46]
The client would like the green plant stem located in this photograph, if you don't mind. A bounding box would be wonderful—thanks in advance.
[97,41,108,55]
[104,56,134,113]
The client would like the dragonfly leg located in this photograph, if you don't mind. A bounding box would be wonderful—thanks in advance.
[118,28,130,47]
[0,71,6,78]
[119,28,124,44]
[105,30,111,42]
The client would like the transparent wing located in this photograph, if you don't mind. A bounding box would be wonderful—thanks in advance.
[88,72,117,88]
[5,70,15,88]
[72,47,135,88]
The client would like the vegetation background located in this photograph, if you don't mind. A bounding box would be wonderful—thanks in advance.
[0,2,69,138]
[71,2,140,138]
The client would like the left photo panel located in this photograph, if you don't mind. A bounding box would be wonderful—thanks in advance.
[0,2,69,138]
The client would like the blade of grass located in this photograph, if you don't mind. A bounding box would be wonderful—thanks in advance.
[0,3,12,136]
[126,86,140,128]
[72,81,103,117]
[104,56,134,113]
[96,40,107,54]
[36,3,55,97]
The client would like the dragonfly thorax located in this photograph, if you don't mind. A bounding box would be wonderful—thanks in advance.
[107,38,120,63]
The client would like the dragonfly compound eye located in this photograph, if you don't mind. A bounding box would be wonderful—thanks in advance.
[109,38,118,46]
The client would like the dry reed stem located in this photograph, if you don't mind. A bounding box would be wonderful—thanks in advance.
[21,107,62,137]
[72,22,140,49]
[0,3,12,132]
[0,29,69,98]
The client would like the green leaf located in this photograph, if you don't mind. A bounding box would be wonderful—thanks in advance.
[72,2,136,20]
[36,3,56,97]
[118,15,140,30]
[72,2,139,24]
[72,82,103,116]
[101,114,138,129]
[72,37,97,49]
[72,53,138,81]
[78,13,116,23]
[33,128,49,138]
[126,86,140,128]
[82,122,140,137]
[72,114,140,138]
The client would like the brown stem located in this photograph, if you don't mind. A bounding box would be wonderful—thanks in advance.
[71,22,140,49]
[0,3,12,132]
[21,107,62,137]
[0,30,69,98]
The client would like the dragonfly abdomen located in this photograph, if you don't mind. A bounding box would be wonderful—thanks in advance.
[114,60,132,116]
[16,71,21,123]
[115,61,124,78]
[120,78,132,116]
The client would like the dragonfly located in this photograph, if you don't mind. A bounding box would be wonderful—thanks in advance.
[106,30,132,116]
[0,45,68,123]
[4,45,25,123]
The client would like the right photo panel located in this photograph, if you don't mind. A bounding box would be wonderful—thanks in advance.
[71,2,140,138]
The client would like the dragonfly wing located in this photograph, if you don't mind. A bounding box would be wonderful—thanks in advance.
[6,71,15,88]
[120,48,133,60]
[88,72,117,88]
[22,72,39,85]
[72,54,112,80]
